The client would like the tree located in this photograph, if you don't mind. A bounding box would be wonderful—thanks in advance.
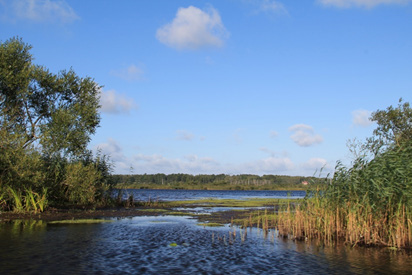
[1,37,109,209]
[370,98,412,148]
[0,37,101,158]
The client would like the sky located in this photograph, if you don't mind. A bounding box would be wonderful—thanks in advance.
[1,0,412,176]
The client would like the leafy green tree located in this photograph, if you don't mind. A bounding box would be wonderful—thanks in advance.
[0,37,101,158]
[370,98,412,149]
[1,37,110,210]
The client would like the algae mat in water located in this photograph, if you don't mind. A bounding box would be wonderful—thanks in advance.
[48,219,114,224]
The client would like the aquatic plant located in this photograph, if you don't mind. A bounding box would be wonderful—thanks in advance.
[48,219,114,224]
[198,222,224,227]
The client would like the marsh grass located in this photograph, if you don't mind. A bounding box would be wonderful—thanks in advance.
[198,222,224,227]
[249,141,412,249]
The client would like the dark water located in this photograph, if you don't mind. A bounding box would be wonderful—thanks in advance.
[118,189,306,201]
[1,217,411,274]
[1,190,411,274]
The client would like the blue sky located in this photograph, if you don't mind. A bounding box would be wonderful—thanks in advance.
[1,0,411,176]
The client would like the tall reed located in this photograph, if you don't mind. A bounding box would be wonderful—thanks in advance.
[272,141,412,248]
[6,186,48,213]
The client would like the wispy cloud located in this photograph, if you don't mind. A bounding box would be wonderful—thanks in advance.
[94,139,334,176]
[132,153,222,175]
[95,138,125,162]
[176,130,195,141]
[352,109,373,127]
[1,0,79,23]
[156,5,229,50]
[94,139,332,176]
[99,90,138,114]
[317,0,412,9]
[237,157,295,174]
[289,124,323,147]
[270,130,279,138]
[243,0,288,15]
[257,0,288,14]
[301,157,328,170]
[111,64,145,82]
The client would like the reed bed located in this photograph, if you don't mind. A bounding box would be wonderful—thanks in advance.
[245,141,412,249]
[273,194,411,248]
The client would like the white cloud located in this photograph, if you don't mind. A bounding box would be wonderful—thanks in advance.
[156,5,228,50]
[1,0,79,23]
[111,64,145,82]
[301,157,328,169]
[176,130,195,141]
[317,0,411,8]
[93,140,332,176]
[95,138,124,162]
[95,138,135,172]
[99,90,138,114]
[132,154,222,174]
[289,124,323,147]
[352,109,373,127]
[301,158,334,177]
[237,157,295,174]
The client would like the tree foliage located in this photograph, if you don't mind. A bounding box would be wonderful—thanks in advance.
[0,37,101,158]
[0,37,112,211]
[369,98,412,150]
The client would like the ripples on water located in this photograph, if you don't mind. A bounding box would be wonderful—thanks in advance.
[118,189,307,201]
[1,216,411,274]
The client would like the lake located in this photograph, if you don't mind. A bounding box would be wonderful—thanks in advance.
[1,189,411,274]
[117,189,307,201]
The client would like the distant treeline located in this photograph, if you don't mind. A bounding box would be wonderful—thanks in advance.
[111,173,322,190]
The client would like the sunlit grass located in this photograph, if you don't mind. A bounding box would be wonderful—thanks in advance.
[48,219,114,224]
[197,222,224,227]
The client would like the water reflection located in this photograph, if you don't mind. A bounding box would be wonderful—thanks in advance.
[0,217,411,274]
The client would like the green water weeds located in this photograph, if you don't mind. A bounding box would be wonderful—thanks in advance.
[48,219,114,224]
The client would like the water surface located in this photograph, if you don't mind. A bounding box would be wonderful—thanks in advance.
[1,190,410,274]
[0,217,411,274]
[119,189,306,201]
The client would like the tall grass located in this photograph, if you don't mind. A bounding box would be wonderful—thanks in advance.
[272,141,412,248]
[5,187,48,213]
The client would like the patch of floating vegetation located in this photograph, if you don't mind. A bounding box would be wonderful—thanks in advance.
[48,219,114,224]
[165,211,196,216]
[197,222,224,227]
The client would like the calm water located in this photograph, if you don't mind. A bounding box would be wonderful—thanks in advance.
[118,189,306,201]
[1,190,411,274]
